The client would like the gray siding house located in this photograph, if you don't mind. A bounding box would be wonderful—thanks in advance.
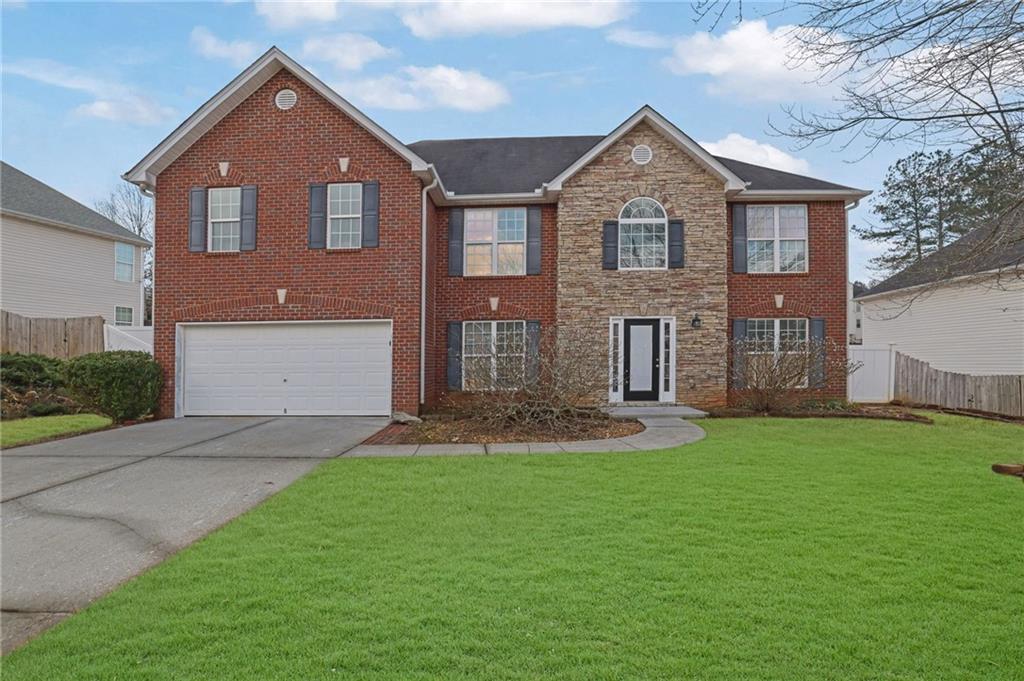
[1,162,151,326]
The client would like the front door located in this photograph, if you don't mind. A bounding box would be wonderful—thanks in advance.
[624,319,659,401]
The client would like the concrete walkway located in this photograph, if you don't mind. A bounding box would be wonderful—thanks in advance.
[1,416,388,654]
[344,416,706,457]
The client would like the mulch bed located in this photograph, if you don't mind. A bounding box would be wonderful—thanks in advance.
[364,417,644,445]
[708,404,934,424]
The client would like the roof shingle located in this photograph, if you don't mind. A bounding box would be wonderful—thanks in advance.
[1,162,151,246]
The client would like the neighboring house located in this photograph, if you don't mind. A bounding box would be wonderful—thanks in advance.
[856,217,1024,375]
[1,162,150,326]
[123,48,868,418]
[848,281,866,344]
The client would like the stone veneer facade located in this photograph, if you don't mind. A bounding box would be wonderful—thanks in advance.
[556,122,730,408]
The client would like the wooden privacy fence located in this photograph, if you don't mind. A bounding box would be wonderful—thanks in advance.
[894,352,1024,417]
[0,310,104,358]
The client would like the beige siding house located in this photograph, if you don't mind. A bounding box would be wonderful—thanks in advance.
[1,163,150,326]
[857,219,1024,375]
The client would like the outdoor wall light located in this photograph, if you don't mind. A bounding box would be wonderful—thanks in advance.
[690,314,702,329]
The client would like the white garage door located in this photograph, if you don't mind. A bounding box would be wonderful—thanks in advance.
[181,321,392,416]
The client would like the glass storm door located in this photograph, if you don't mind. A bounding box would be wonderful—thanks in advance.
[624,319,659,401]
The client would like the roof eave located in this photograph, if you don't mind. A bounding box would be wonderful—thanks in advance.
[855,267,1010,301]
[123,47,428,191]
[733,189,873,202]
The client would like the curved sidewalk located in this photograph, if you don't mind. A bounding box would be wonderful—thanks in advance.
[344,416,706,457]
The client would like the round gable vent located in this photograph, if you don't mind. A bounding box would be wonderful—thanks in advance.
[275,89,297,110]
[631,144,653,165]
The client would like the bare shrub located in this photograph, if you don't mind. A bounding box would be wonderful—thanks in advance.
[453,324,611,435]
[731,337,861,413]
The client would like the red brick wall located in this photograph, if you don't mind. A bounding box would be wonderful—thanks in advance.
[727,200,849,402]
[153,70,423,417]
[425,204,558,404]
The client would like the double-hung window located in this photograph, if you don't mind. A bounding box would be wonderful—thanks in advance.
[208,187,241,252]
[114,242,134,282]
[114,306,133,326]
[746,318,809,385]
[618,197,667,270]
[462,320,526,390]
[464,208,526,276]
[746,205,807,273]
[328,183,362,249]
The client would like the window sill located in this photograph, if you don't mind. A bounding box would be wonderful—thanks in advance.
[739,271,811,277]
[201,251,242,256]
[458,273,530,280]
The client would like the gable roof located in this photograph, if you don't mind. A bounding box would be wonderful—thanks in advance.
[123,47,429,190]
[858,208,1024,299]
[1,162,151,246]
[544,106,747,193]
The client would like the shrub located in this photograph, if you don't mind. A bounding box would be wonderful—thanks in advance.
[0,353,65,391]
[64,351,162,422]
[26,401,72,417]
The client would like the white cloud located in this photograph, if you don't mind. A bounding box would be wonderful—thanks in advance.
[663,20,831,101]
[190,26,260,67]
[399,1,629,38]
[301,33,397,71]
[2,58,174,125]
[338,65,510,111]
[606,27,671,49]
[699,133,810,174]
[254,0,338,29]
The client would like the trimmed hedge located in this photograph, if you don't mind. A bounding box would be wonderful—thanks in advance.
[0,353,65,391]
[64,351,162,422]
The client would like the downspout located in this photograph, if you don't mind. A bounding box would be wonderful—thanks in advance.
[420,173,439,407]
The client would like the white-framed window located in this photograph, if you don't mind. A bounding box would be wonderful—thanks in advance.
[114,242,134,282]
[115,306,133,326]
[464,208,526,276]
[746,205,808,273]
[618,197,667,270]
[746,317,809,386]
[208,187,241,252]
[328,183,362,249]
[462,320,526,390]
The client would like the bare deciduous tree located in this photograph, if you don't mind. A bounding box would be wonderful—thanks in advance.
[96,182,154,324]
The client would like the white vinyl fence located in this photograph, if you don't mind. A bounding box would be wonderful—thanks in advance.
[848,344,894,403]
[104,325,154,354]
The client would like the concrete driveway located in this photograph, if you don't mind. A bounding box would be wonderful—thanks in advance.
[0,415,387,654]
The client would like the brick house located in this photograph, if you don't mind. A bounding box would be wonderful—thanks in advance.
[124,48,868,418]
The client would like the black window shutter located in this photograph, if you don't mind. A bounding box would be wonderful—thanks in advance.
[362,180,379,248]
[188,187,207,252]
[448,208,464,276]
[668,219,685,268]
[731,318,748,388]
[732,204,748,273]
[447,321,462,389]
[239,185,257,251]
[526,206,542,275]
[308,184,327,249]
[602,220,618,270]
[809,317,826,388]
[526,320,541,383]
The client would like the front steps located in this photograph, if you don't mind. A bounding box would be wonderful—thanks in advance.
[605,404,708,419]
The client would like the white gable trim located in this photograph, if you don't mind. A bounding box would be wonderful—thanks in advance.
[544,106,747,193]
[123,47,429,190]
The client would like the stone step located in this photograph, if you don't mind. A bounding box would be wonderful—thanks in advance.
[605,405,708,419]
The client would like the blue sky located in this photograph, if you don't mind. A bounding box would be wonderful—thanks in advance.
[2,1,911,282]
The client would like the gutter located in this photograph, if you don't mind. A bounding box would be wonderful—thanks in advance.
[419,172,439,407]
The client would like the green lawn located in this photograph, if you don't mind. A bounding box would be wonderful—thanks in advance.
[5,415,1022,680]
[0,413,111,448]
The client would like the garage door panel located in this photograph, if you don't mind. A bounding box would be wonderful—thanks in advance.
[182,322,392,416]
